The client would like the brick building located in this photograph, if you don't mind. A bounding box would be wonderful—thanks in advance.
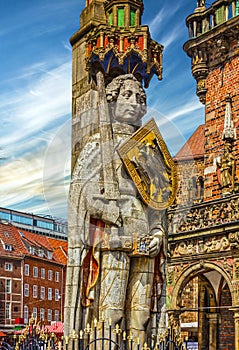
[0,216,67,334]
[167,1,239,350]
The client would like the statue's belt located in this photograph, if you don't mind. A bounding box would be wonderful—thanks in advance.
[100,233,151,256]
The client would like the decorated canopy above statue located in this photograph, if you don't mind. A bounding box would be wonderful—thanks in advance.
[71,0,163,88]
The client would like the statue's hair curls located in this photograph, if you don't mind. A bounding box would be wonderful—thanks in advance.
[105,74,146,105]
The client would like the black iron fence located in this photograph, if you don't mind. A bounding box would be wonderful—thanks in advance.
[65,318,185,350]
[0,318,187,350]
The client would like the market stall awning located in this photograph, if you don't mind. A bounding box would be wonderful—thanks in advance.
[45,322,64,335]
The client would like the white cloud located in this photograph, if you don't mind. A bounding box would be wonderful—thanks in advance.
[0,59,72,218]
[0,61,71,149]
[167,100,203,121]
[160,23,183,49]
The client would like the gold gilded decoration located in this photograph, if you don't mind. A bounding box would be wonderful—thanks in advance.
[118,118,177,210]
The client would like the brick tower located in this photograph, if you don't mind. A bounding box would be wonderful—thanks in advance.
[167,1,239,350]
[184,0,239,201]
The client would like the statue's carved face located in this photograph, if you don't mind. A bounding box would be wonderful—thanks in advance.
[106,74,146,127]
[114,79,146,125]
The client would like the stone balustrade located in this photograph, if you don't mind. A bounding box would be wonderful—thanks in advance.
[186,0,239,39]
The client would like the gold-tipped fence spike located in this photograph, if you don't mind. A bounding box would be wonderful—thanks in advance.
[113,324,122,334]
[100,311,105,322]
[70,329,79,340]
[142,342,150,350]
[84,323,92,334]
[127,332,134,341]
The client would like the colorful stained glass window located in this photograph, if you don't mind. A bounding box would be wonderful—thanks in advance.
[236,0,239,16]
[108,11,113,25]
[118,8,124,27]
[215,7,224,24]
[130,9,136,26]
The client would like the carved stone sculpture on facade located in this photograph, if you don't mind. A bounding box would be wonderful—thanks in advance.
[64,73,177,346]
[216,96,237,195]
[217,142,236,195]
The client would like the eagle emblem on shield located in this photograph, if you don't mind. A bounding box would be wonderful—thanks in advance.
[118,118,177,210]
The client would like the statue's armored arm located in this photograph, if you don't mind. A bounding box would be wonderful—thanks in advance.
[85,195,121,226]
[148,208,166,257]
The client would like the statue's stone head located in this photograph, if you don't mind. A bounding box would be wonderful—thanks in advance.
[106,74,147,127]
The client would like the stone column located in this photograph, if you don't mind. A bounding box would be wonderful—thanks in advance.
[207,313,218,350]
[232,308,239,350]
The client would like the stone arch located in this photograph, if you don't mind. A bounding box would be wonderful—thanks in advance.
[170,261,234,310]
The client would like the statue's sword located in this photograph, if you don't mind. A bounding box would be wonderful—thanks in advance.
[81,71,121,312]
[96,70,120,200]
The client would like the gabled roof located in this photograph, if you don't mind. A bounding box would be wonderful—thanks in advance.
[47,238,68,265]
[0,221,68,264]
[0,222,26,258]
[174,124,205,161]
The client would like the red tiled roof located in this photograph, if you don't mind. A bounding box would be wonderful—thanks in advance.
[0,221,68,264]
[174,124,205,161]
[0,222,27,258]
[48,238,68,264]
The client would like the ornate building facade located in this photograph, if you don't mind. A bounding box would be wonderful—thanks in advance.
[167,1,239,349]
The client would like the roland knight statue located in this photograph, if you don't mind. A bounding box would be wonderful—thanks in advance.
[64,72,177,345]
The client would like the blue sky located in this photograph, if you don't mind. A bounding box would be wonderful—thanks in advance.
[0,0,210,219]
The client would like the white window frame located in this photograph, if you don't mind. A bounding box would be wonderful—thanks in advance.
[5,263,13,271]
[38,249,44,258]
[48,270,53,281]
[29,246,35,255]
[24,284,29,297]
[24,305,28,324]
[6,302,11,319]
[47,251,53,260]
[4,244,12,251]
[55,289,59,301]
[47,309,52,322]
[41,268,45,279]
[6,279,11,294]
[33,285,38,298]
[33,266,38,278]
[40,286,45,300]
[24,264,30,276]
[54,309,59,322]
[55,271,59,282]
[32,307,37,320]
[40,308,45,321]
[48,288,52,301]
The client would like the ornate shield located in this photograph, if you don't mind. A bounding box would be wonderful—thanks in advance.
[118,118,177,210]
